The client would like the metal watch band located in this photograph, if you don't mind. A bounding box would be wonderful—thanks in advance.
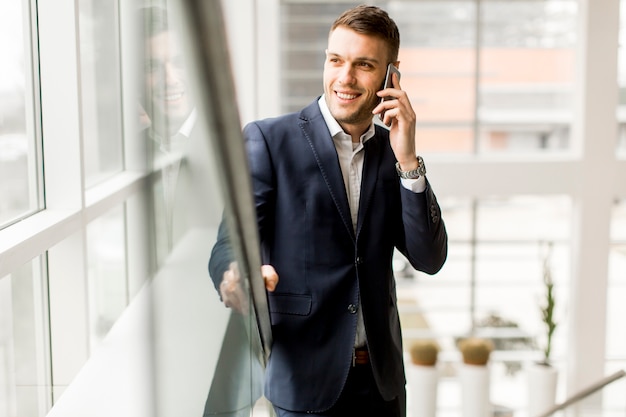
[395,156,426,179]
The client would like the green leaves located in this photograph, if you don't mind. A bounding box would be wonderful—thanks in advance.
[540,242,557,365]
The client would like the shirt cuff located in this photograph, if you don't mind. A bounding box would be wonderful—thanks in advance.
[400,176,427,193]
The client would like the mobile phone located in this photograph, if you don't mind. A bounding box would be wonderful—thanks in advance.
[379,64,401,121]
[380,63,401,97]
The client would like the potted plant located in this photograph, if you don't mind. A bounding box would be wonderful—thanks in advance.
[528,241,559,417]
[409,339,439,366]
[407,340,439,417]
[459,337,494,366]
[457,337,494,417]
[539,245,557,366]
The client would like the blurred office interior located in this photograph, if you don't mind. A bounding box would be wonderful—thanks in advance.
[1,0,625,416]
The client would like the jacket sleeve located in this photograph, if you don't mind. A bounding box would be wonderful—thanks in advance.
[208,214,235,298]
[398,179,448,275]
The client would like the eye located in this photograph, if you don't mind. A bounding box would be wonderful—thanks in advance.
[144,59,166,74]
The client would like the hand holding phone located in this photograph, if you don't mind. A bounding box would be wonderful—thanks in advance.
[379,63,401,121]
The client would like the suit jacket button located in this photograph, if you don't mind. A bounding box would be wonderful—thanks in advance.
[355,257,363,265]
[348,304,358,314]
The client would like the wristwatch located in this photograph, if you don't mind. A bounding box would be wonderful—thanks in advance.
[395,156,426,179]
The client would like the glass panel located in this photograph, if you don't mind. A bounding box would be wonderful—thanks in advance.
[389,1,477,153]
[608,200,626,360]
[618,0,626,157]
[400,195,571,414]
[127,4,269,415]
[281,0,578,155]
[0,257,51,417]
[86,205,127,348]
[475,195,571,241]
[474,195,571,360]
[280,2,361,114]
[79,0,124,187]
[0,1,42,228]
[478,0,577,154]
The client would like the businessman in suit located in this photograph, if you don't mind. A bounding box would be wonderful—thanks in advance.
[209,5,447,417]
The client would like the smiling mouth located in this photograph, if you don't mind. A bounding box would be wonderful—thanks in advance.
[164,92,184,102]
[336,91,359,100]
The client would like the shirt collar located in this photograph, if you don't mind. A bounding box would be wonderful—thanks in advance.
[178,108,197,139]
[150,108,197,141]
[318,95,375,144]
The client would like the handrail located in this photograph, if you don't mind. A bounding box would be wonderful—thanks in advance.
[536,369,626,417]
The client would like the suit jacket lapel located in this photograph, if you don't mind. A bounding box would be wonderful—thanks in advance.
[298,102,355,240]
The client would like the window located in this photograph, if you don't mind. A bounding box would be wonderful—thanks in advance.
[399,195,571,410]
[79,0,124,187]
[477,1,576,154]
[280,0,577,154]
[86,205,127,348]
[618,0,626,156]
[0,257,51,417]
[608,199,626,365]
[0,1,43,228]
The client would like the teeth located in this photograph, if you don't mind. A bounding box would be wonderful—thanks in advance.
[337,92,357,100]
[165,93,183,101]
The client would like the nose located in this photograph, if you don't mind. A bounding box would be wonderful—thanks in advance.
[337,64,356,85]
[163,62,180,85]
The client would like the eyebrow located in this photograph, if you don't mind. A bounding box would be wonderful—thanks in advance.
[326,52,381,65]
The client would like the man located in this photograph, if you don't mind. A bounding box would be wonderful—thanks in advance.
[140,6,194,147]
[139,6,221,252]
[209,5,447,417]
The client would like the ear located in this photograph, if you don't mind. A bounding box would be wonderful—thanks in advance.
[393,61,400,69]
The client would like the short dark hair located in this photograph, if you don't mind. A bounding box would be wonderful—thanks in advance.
[330,5,400,63]
[137,6,169,39]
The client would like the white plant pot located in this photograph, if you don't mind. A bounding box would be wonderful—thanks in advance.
[407,364,438,417]
[527,363,558,417]
[459,364,491,417]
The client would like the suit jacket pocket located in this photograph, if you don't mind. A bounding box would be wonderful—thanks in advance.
[268,293,312,316]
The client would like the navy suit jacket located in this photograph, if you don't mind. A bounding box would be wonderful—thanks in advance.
[209,99,447,413]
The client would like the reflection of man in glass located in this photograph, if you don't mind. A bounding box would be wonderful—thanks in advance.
[140,6,199,252]
[139,7,259,416]
[141,6,195,150]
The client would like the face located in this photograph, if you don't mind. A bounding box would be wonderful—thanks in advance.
[144,30,192,135]
[323,26,391,135]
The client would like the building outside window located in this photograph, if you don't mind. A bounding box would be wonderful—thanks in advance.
[79,0,124,187]
[280,0,577,154]
[0,1,43,229]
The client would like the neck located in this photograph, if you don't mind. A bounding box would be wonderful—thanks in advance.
[340,121,371,143]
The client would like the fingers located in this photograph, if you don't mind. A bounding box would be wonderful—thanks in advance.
[373,74,417,159]
[261,264,279,292]
[220,262,249,313]
[219,263,279,314]
[374,77,413,125]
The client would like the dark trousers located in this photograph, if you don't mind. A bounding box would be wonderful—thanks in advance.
[273,362,405,417]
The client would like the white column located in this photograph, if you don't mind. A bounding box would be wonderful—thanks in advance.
[568,0,619,411]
